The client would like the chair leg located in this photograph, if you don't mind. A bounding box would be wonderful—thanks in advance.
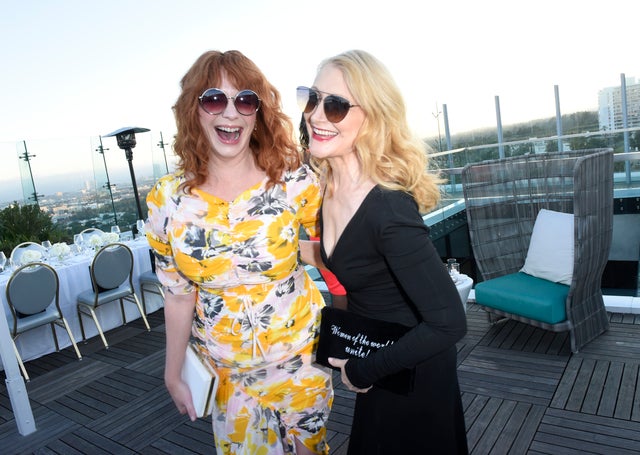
[79,305,109,349]
[56,318,83,360]
[77,307,87,342]
[140,286,148,316]
[119,298,127,325]
[50,323,60,352]
[141,284,165,315]
[125,294,150,331]
[12,339,29,382]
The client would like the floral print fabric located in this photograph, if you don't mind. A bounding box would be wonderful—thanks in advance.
[146,165,333,454]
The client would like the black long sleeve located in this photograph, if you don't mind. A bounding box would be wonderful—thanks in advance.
[323,187,467,389]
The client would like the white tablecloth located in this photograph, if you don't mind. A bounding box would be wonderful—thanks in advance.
[0,239,164,362]
[455,274,474,311]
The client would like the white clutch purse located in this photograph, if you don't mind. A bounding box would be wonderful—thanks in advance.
[181,343,219,418]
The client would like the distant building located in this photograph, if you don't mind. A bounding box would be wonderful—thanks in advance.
[598,77,640,131]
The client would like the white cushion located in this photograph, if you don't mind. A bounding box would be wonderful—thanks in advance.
[520,209,574,285]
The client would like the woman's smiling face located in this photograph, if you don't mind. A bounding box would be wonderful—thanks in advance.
[198,72,256,161]
[305,64,365,160]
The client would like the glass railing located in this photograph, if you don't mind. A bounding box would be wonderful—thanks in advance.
[429,130,640,218]
[1,130,639,259]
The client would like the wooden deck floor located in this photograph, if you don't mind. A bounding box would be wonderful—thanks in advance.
[2,303,640,454]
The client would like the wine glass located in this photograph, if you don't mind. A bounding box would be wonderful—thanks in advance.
[73,233,84,254]
[111,225,121,242]
[0,251,6,272]
[42,240,52,261]
[136,219,146,238]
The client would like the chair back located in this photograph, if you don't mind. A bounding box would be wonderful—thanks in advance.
[91,243,133,291]
[6,262,59,316]
[79,228,105,248]
[461,149,614,282]
[80,228,104,236]
[10,242,47,267]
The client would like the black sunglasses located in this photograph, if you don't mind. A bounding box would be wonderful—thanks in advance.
[296,86,359,123]
[198,88,261,116]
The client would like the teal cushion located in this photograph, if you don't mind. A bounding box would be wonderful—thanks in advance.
[475,272,569,324]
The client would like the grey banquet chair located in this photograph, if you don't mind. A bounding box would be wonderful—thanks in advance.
[77,242,150,348]
[5,262,82,381]
[461,149,614,353]
[139,250,164,313]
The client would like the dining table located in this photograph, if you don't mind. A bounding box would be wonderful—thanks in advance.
[0,238,164,363]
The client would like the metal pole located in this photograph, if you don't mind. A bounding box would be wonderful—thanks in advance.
[443,104,455,192]
[158,131,169,174]
[97,136,118,225]
[495,96,504,159]
[621,73,631,182]
[18,141,41,206]
[125,147,144,220]
[555,85,563,152]
[432,103,443,153]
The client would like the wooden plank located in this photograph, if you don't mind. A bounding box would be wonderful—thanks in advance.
[581,359,608,414]
[614,363,638,420]
[501,402,546,454]
[599,361,624,417]
[536,409,640,454]
[468,398,516,454]
[565,358,595,412]
[26,358,119,404]
[51,426,137,455]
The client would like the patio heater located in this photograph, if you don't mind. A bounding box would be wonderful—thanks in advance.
[104,126,150,221]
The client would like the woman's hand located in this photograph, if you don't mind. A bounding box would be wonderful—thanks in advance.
[165,376,198,421]
[328,357,372,393]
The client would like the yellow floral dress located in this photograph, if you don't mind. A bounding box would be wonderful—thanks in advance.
[146,165,333,455]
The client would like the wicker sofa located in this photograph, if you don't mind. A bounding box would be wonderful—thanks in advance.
[461,149,614,353]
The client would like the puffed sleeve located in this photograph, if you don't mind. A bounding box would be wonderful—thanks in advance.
[145,174,195,295]
[287,164,321,238]
[345,191,467,388]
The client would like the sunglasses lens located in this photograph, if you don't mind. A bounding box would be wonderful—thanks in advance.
[297,86,318,114]
[234,90,260,115]
[324,95,351,123]
[199,89,227,115]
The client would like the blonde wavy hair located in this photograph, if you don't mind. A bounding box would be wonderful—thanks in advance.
[173,50,300,192]
[311,50,442,213]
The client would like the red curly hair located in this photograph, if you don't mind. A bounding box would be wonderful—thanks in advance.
[172,50,300,192]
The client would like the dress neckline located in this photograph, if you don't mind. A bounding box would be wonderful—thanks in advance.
[321,185,378,263]
[194,176,269,204]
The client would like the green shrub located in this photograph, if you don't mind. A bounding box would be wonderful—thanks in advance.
[0,202,66,256]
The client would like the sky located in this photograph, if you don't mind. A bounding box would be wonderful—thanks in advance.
[1,0,639,189]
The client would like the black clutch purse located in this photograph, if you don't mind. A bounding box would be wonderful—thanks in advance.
[316,306,415,395]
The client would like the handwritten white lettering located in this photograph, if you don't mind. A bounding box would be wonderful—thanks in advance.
[345,345,371,358]
[330,325,353,341]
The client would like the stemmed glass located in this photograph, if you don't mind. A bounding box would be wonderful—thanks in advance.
[136,219,146,239]
[73,233,84,254]
[42,240,52,261]
[111,225,121,241]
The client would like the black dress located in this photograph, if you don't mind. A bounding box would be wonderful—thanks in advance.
[321,186,469,455]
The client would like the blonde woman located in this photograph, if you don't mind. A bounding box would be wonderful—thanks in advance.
[299,50,468,454]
